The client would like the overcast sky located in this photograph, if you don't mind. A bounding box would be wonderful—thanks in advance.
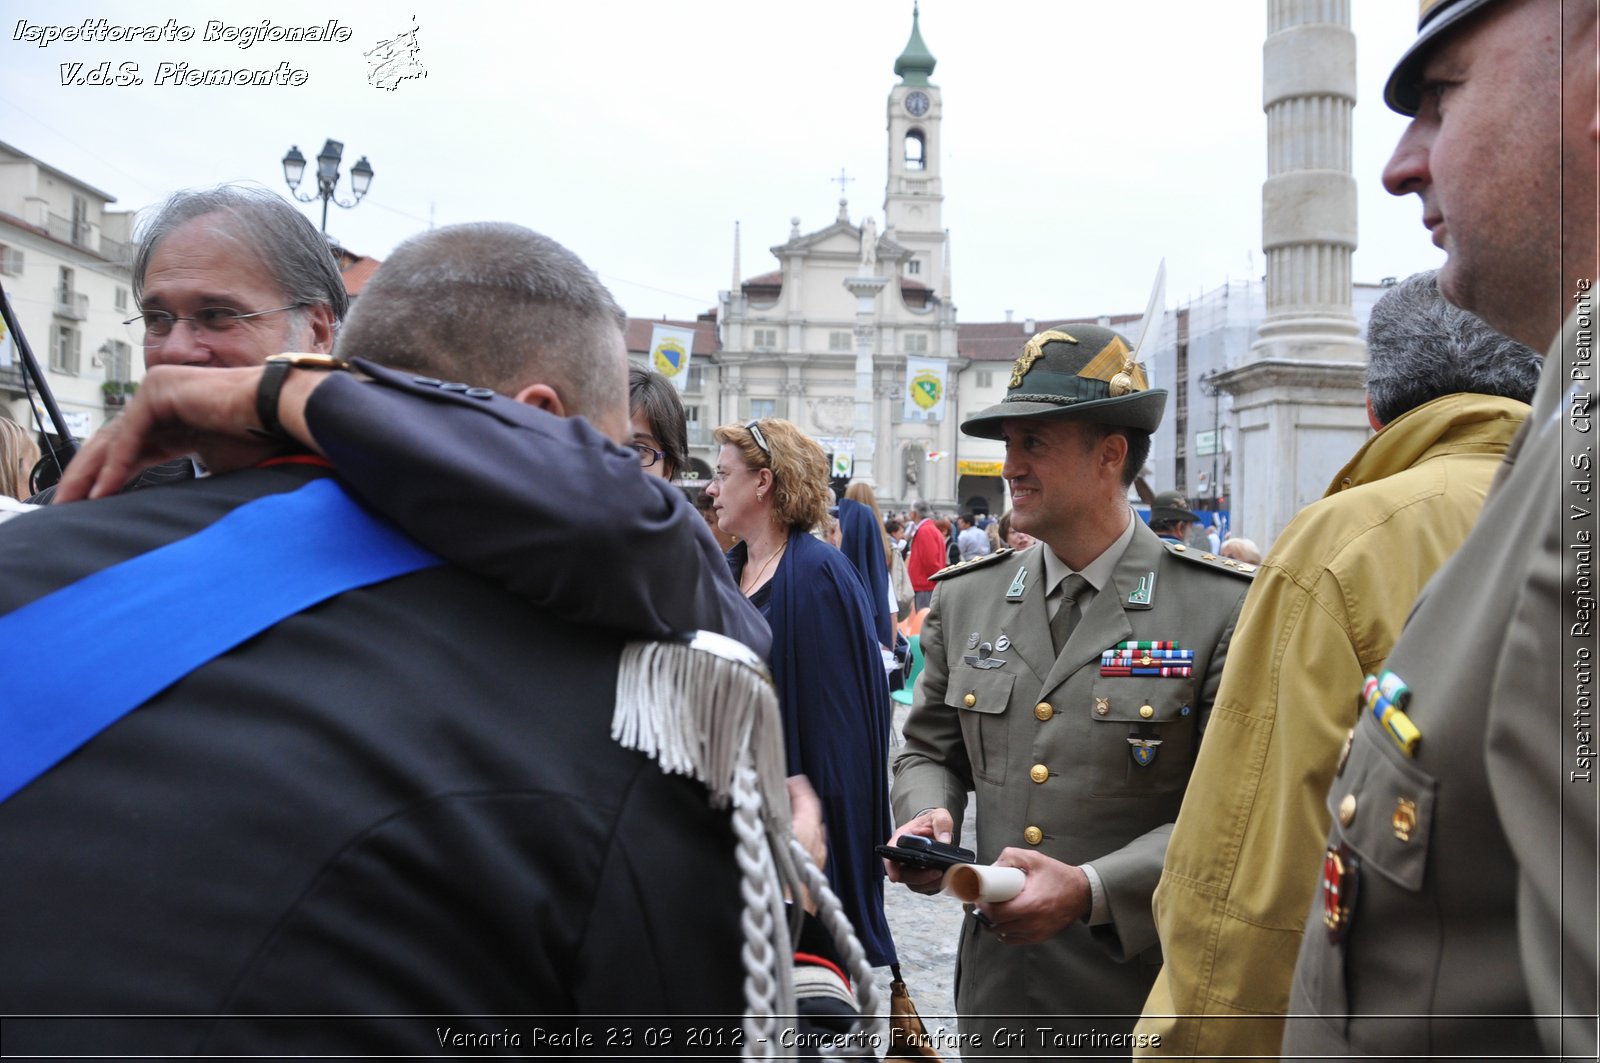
[1,0,1442,324]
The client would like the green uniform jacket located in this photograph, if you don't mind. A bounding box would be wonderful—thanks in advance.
[1283,311,1598,1057]
[1135,393,1530,1060]
[892,517,1251,1050]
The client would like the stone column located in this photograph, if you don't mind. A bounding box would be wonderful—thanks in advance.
[1225,0,1370,549]
[874,380,900,494]
[844,275,888,486]
[781,380,806,424]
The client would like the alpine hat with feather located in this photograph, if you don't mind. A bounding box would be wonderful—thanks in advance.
[961,323,1168,438]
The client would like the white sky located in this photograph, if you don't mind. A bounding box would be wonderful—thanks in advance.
[0,0,1443,323]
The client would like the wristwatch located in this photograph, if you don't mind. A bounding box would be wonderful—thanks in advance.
[256,352,349,443]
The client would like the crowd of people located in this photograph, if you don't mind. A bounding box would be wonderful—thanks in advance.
[0,0,1593,1058]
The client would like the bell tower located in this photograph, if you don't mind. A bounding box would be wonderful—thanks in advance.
[884,3,945,296]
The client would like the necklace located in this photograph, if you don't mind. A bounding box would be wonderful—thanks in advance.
[741,539,787,597]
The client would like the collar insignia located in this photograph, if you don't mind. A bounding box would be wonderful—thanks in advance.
[1006,565,1028,600]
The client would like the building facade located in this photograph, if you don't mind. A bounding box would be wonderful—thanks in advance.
[0,140,136,448]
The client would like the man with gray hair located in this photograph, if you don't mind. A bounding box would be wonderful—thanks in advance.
[1135,269,1541,1059]
[33,186,347,501]
[129,184,347,371]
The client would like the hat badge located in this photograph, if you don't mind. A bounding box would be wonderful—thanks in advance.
[1109,347,1142,397]
[1009,329,1078,389]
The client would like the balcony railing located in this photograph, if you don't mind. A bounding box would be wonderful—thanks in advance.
[54,288,88,321]
[45,212,92,249]
[44,213,129,262]
[99,234,133,266]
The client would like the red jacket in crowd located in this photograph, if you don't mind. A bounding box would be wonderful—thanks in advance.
[907,518,947,593]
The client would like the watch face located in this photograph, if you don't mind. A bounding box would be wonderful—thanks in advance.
[905,90,930,117]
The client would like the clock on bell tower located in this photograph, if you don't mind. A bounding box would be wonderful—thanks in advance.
[885,3,944,296]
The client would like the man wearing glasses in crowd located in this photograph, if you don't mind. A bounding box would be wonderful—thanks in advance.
[30,186,346,501]
[128,186,344,372]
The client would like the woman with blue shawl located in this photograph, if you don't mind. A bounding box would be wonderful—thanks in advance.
[706,418,897,969]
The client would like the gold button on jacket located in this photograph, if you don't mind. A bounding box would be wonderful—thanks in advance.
[1029,764,1049,784]
[1023,825,1044,845]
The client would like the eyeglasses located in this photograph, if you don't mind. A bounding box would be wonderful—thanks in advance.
[629,442,666,469]
[744,418,771,454]
[124,304,305,347]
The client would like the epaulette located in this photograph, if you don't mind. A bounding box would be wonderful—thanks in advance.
[1163,540,1258,578]
[930,547,1016,582]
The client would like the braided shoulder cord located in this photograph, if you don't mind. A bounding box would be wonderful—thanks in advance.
[788,836,884,1057]
[732,762,793,1058]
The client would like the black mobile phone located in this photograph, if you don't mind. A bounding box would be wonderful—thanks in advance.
[875,833,976,872]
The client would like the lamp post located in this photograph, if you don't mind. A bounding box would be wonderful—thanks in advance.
[281,139,373,234]
[1198,368,1225,509]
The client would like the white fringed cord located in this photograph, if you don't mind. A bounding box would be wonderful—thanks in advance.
[788,836,884,1057]
[731,763,794,1059]
[612,639,790,832]
[612,637,800,1063]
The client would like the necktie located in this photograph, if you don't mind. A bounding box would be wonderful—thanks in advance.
[1050,574,1091,655]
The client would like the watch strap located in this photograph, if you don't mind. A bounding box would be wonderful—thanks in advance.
[254,353,348,443]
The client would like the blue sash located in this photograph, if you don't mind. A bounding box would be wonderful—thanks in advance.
[0,478,443,803]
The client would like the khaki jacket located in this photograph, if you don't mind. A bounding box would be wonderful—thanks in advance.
[1135,393,1530,1060]
[892,517,1251,1045]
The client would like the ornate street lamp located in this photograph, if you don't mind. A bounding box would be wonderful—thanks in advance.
[281,139,373,234]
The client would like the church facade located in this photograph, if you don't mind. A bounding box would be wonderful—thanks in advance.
[711,6,968,510]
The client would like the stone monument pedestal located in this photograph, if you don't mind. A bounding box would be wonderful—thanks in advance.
[1212,358,1368,548]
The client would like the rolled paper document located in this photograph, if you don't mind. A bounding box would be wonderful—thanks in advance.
[942,862,1025,903]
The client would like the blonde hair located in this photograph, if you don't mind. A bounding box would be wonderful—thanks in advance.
[712,418,833,532]
[0,417,40,500]
[844,480,894,570]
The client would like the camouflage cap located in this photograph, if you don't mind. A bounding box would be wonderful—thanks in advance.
[961,324,1168,439]
[1384,0,1499,116]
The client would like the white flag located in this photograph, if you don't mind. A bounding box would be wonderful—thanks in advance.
[903,356,948,422]
[648,324,697,391]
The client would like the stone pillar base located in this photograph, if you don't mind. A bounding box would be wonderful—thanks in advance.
[1211,358,1369,549]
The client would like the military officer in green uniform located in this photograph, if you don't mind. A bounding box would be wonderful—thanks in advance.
[887,325,1253,1055]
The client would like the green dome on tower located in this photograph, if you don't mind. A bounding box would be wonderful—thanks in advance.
[893,3,936,86]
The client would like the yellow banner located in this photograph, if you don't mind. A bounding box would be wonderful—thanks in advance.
[958,460,1003,477]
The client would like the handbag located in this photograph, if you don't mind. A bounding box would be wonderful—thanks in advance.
[892,552,914,620]
[885,964,944,1060]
